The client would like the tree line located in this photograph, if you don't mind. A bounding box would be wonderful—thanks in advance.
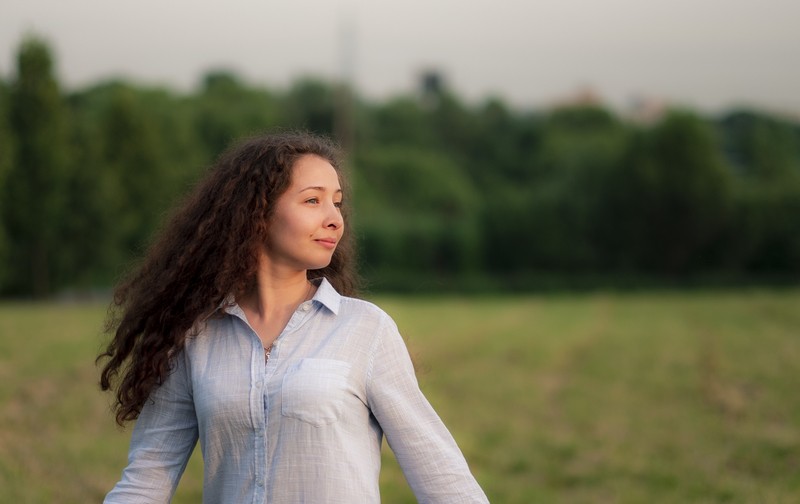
[1,35,799,297]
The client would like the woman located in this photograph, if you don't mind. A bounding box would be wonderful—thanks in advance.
[99,131,489,503]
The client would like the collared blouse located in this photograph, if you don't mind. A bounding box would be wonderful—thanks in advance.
[105,278,489,503]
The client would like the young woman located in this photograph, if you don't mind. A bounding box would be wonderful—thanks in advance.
[99,132,489,503]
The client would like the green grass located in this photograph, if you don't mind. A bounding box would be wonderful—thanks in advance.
[1,289,800,503]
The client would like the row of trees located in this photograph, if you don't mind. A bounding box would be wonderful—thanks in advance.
[1,35,799,297]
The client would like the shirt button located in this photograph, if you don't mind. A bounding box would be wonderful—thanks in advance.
[299,302,310,312]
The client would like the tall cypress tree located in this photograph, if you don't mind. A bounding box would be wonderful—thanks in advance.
[5,35,70,297]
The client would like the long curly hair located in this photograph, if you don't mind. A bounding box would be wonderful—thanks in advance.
[98,131,359,425]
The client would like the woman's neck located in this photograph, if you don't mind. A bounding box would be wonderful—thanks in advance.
[237,268,315,345]
[241,272,310,317]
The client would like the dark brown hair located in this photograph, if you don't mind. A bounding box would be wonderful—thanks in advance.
[98,131,359,425]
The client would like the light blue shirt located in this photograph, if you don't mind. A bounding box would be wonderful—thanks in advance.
[105,278,489,503]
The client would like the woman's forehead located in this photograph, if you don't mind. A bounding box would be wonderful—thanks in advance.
[289,155,341,189]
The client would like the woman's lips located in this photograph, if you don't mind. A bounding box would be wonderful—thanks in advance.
[315,238,338,249]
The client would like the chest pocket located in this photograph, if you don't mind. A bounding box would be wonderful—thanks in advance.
[281,358,352,427]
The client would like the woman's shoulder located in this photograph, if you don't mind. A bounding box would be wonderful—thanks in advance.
[337,295,398,329]
[338,294,390,317]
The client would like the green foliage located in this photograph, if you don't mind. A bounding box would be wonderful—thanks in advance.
[2,35,72,296]
[365,96,437,148]
[616,110,732,274]
[355,146,481,276]
[2,34,800,295]
[527,106,630,270]
[727,181,800,272]
[194,70,282,157]
[0,81,13,286]
[282,78,337,135]
[720,110,800,181]
[101,85,171,251]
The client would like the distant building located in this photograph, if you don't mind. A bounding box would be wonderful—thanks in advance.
[549,86,670,124]
[626,94,667,124]
[550,86,605,109]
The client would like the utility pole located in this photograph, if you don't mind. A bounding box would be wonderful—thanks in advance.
[334,9,356,161]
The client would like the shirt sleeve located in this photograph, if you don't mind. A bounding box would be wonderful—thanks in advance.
[104,350,199,504]
[365,315,490,504]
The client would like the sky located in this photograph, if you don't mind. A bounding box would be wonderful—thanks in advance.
[1,0,799,114]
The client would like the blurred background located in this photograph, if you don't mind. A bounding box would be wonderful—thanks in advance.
[0,0,799,295]
[1,1,800,503]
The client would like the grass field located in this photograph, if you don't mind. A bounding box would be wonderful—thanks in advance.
[1,289,799,503]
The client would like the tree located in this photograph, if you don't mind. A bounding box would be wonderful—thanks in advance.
[97,84,176,256]
[193,70,282,158]
[719,110,800,182]
[282,78,337,136]
[354,146,481,279]
[0,80,14,287]
[3,35,71,296]
[527,105,630,270]
[363,96,437,149]
[617,110,733,274]
[715,111,800,272]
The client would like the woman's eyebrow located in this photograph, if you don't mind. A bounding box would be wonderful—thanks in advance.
[298,186,343,193]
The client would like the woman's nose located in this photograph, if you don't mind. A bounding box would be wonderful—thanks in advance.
[326,203,343,229]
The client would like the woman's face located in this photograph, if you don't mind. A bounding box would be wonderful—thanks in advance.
[264,154,344,273]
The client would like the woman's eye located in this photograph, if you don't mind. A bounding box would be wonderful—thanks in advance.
[334,201,343,209]
[305,198,319,204]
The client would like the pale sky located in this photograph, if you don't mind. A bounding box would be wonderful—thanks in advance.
[1,0,798,113]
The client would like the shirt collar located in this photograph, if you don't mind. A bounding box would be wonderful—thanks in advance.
[311,277,341,315]
[217,277,341,316]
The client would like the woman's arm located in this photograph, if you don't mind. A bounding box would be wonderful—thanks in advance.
[104,350,199,504]
[366,316,489,504]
